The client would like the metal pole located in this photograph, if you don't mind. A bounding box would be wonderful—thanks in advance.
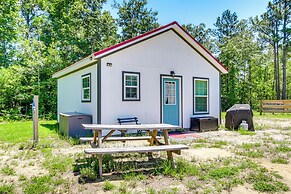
[33,95,39,143]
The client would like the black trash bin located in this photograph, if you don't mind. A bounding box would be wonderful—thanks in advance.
[225,104,254,130]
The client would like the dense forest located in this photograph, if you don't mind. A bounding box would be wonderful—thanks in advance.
[0,0,290,119]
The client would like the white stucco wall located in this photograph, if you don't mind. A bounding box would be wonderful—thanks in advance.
[57,65,97,123]
[100,30,220,128]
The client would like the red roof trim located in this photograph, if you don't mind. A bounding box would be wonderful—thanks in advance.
[93,21,178,57]
[174,23,228,72]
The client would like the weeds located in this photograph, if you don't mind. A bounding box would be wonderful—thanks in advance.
[246,167,289,192]
[0,184,14,194]
[241,143,261,149]
[236,150,264,158]
[238,128,256,136]
[43,154,73,175]
[271,157,289,164]
[209,166,239,179]
[123,172,147,181]
[276,145,291,153]
[103,180,116,191]
[118,182,128,194]
[24,175,52,194]
[1,165,15,175]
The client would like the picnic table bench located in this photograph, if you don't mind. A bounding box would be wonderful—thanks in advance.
[82,123,188,178]
[80,136,161,143]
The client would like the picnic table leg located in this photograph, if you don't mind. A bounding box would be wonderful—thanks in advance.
[93,131,97,144]
[149,130,158,146]
[97,130,102,178]
[163,129,173,163]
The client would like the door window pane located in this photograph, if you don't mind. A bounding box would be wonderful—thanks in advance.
[164,81,176,105]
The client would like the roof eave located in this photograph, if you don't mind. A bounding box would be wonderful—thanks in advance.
[52,55,96,78]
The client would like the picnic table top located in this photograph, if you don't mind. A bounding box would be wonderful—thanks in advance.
[82,123,180,130]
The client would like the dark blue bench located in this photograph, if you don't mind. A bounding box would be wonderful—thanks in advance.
[117,117,141,136]
[117,117,140,125]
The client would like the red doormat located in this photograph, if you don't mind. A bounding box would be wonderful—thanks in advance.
[169,133,201,138]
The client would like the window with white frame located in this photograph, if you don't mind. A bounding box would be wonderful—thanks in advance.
[194,78,208,113]
[82,74,91,102]
[123,72,140,101]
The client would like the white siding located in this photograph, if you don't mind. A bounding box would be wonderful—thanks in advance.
[57,65,97,123]
[100,30,220,128]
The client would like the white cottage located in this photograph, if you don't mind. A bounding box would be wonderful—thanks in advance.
[52,21,228,128]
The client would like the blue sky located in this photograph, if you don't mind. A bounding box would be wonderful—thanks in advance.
[104,0,270,28]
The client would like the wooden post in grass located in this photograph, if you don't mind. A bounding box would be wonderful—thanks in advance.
[32,95,39,143]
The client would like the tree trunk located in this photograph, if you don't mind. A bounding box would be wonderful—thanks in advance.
[282,44,287,99]
[281,0,289,100]
[276,42,280,100]
[273,43,280,100]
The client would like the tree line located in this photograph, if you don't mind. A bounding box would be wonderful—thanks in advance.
[0,0,290,119]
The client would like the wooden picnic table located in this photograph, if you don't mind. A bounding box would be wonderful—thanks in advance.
[82,123,188,178]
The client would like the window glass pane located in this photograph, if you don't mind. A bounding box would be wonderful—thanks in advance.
[126,80,131,86]
[83,77,89,88]
[126,87,137,98]
[125,75,138,86]
[83,89,90,100]
[195,80,207,95]
[195,97,207,112]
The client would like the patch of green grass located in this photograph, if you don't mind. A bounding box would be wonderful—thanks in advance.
[215,140,228,146]
[0,120,59,144]
[192,143,207,148]
[79,167,97,183]
[19,174,28,181]
[276,145,291,153]
[253,122,267,130]
[241,143,261,150]
[0,184,14,194]
[118,182,128,194]
[236,150,264,158]
[271,157,289,164]
[238,128,256,136]
[219,177,244,192]
[247,168,289,193]
[147,187,156,194]
[209,166,239,179]
[195,138,208,143]
[252,111,291,118]
[253,181,289,192]
[103,180,116,191]
[123,172,147,181]
[24,175,53,194]
[209,140,228,148]
[186,180,201,190]
[1,165,15,175]
[43,154,73,175]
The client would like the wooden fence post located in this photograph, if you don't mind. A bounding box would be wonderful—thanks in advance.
[33,95,39,143]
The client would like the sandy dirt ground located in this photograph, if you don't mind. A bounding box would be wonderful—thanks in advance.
[0,117,290,193]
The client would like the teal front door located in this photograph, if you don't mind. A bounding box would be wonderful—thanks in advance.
[162,77,180,126]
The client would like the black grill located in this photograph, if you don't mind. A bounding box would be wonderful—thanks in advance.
[225,104,254,130]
